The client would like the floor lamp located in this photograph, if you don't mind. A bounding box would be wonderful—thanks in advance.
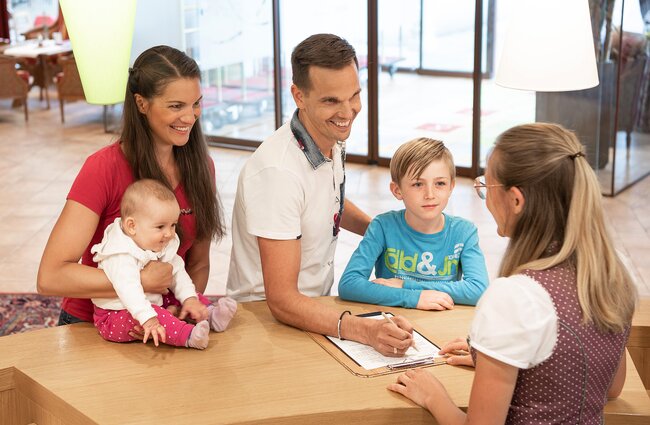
[495,0,614,175]
[495,0,599,91]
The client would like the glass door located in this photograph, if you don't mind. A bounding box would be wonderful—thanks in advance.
[279,0,369,157]
[421,0,477,74]
[193,0,276,144]
[182,0,508,178]
[377,0,476,169]
[478,0,535,170]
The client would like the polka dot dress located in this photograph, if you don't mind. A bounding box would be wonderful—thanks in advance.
[485,263,629,424]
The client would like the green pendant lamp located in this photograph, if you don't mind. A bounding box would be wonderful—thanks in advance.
[59,0,137,105]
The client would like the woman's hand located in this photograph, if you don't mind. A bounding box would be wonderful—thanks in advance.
[416,290,454,311]
[179,297,208,322]
[439,337,474,367]
[372,277,404,288]
[37,200,116,298]
[140,261,172,294]
[387,368,442,412]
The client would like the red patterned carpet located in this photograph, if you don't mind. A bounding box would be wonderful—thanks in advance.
[0,293,61,336]
[0,294,221,336]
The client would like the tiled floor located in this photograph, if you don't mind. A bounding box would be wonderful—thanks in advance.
[0,95,648,299]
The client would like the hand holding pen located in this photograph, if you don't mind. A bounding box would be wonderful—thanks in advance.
[380,312,418,356]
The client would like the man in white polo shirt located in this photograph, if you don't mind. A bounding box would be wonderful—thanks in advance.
[227,34,414,356]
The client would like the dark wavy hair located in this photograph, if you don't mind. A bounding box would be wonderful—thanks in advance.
[120,45,225,241]
[291,33,358,91]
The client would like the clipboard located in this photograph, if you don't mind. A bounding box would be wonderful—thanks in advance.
[306,311,446,377]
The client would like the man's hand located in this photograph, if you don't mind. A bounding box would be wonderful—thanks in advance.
[365,314,414,357]
[140,261,172,294]
[141,317,166,347]
[416,290,454,311]
[179,297,208,322]
[372,278,404,288]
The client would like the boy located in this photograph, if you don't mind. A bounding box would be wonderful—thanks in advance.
[91,179,237,349]
[338,138,488,310]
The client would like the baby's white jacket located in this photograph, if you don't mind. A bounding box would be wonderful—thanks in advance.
[91,218,197,325]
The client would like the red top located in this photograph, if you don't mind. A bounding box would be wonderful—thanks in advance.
[62,141,210,321]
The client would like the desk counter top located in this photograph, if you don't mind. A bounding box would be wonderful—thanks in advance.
[1,297,649,424]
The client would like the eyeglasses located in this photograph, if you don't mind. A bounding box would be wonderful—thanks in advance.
[473,176,503,200]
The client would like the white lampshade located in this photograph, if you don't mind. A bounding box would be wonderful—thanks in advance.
[495,0,599,92]
[59,0,137,105]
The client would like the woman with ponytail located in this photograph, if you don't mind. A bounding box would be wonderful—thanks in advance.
[388,123,636,424]
[38,46,228,326]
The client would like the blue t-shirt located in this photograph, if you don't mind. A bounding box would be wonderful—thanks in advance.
[338,210,489,308]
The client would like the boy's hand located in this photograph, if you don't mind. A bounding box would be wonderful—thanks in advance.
[179,297,208,322]
[141,317,166,346]
[416,290,454,311]
[372,277,404,288]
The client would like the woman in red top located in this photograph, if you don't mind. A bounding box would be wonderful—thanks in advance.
[37,45,225,324]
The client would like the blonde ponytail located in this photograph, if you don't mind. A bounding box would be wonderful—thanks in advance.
[494,123,636,332]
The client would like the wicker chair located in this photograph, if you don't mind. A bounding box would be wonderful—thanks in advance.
[0,55,30,121]
[55,55,86,123]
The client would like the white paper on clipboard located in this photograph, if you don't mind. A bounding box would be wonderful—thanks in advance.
[325,312,442,370]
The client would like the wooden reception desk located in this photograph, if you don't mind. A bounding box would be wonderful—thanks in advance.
[1,297,649,424]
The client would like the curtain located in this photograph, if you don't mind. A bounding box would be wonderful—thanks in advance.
[0,0,9,40]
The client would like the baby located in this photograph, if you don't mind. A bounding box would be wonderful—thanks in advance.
[91,179,236,349]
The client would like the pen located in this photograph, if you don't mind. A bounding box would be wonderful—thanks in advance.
[381,311,419,352]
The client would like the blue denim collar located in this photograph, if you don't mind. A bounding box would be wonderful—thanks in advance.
[290,109,328,170]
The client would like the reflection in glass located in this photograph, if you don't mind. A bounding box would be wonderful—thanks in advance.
[422,0,476,73]
[182,0,275,141]
[479,0,545,169]
[183,7,200,30]
[378,1,420,70]
[378,0,477,167]
[608,0,650,194]
[530,0,649,195]
[280,0,368,156]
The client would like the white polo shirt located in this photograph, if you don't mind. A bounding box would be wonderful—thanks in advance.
[226,110,346,301]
